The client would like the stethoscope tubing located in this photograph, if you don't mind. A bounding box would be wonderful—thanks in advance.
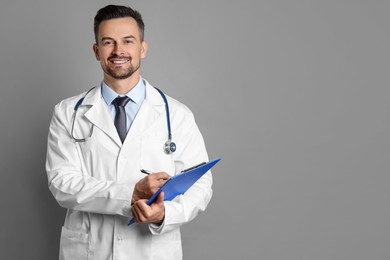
[70,86,176,154]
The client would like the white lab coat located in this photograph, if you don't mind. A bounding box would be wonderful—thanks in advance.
[46,80,212,260]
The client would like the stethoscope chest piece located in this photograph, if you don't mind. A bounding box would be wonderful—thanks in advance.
[164,139,176,154]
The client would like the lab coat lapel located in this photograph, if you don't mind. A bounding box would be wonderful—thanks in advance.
[82,87,122,146]
[123,83,165,145]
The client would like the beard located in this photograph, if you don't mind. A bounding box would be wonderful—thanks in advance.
[102,56,140,80]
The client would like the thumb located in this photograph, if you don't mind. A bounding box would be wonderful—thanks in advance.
[156,192,165,204]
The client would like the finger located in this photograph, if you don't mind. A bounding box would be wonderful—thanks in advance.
[149,174,170,192]
[132,201,147,223]
[135,200,150,217]
[145,174,167,187]
[151,172,170,180]
[131,196,137,205]
[131,205,140,223]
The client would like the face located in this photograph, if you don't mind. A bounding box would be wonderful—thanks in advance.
[93,17,147,81]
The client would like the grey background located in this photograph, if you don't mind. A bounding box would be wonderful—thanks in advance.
[1,0,389,259]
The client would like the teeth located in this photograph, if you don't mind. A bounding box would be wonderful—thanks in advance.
[112,60,129,64]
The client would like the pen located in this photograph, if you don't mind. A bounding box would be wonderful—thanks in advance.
[140,169,153,175]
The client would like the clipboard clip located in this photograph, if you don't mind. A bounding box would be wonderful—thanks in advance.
[181,162,206,173]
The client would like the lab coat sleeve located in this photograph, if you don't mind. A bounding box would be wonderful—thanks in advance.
[149,112,213,234]
[46,102,133,217]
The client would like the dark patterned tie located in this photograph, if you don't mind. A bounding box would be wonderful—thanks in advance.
[112,96,131,143]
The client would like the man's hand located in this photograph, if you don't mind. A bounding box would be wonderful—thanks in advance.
[131,192,165,224]
[132,172,170,204]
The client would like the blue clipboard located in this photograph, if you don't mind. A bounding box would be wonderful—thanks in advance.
[128,157,221,225]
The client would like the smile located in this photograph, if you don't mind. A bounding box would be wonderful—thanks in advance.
[110,59,129,65]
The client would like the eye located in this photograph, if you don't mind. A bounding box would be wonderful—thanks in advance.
[124,39,134,44]
[102,40,114,46]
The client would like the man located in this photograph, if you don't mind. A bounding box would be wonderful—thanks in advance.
[46,5,212,260]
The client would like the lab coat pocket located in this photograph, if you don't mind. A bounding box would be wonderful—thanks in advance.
[151,240,182,259]
[151,230,182,259]
[59,226,90,260]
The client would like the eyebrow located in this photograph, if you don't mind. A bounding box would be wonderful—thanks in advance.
[100,35,137,42]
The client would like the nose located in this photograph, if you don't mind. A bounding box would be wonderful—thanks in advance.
[112,42,125,56]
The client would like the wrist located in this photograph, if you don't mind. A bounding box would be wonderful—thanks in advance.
[155,206,165,225]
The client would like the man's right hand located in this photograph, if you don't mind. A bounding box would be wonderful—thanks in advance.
[131,172,170,205]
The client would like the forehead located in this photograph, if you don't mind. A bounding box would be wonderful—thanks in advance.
[98,17,141,40]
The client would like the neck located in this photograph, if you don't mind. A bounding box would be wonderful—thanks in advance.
[103,73,140,95]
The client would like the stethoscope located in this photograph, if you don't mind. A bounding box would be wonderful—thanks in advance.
[70,86,177,154]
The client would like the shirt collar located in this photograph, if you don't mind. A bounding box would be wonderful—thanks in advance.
[101,77,146,106]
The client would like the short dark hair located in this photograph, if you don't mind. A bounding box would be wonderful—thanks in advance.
[94,5,145,43]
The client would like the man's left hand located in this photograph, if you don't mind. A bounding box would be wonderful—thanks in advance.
[131,192,165,225]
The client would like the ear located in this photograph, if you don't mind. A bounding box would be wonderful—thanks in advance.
[141,40,148,59]
[93,43,100,61]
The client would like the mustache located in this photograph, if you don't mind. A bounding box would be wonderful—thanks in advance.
[108,55,132,60]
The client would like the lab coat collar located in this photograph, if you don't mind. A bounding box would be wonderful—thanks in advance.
[81,87,122,146]
[122,80,166,146]
[79,80,166,147]
[143,79,166,106]
[79,80,165,107]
